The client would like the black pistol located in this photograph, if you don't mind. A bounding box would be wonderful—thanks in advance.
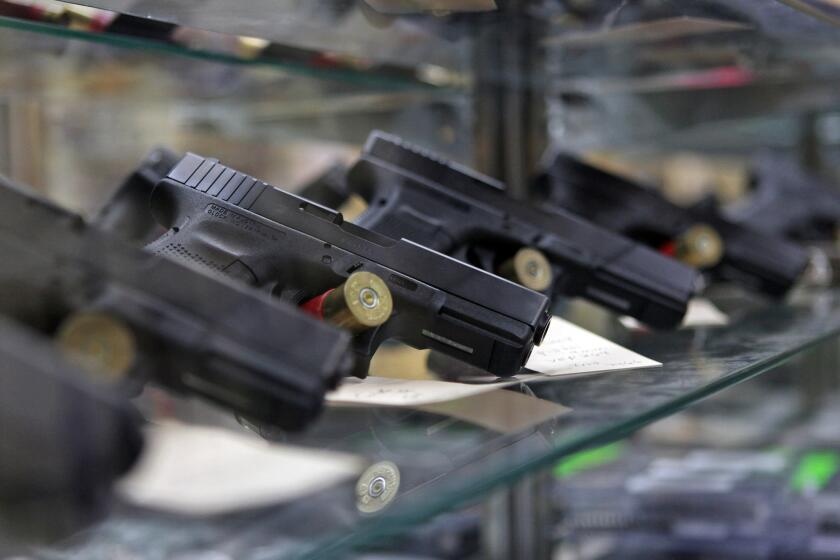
[146,153,552,378]
[0,317,142,547]
[728,153,840,242]
[535,153,810,298]
[321,131,697,329]
[0,176,352,430]
[93,147,181,244]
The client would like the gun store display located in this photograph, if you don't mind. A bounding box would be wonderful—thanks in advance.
[3,0,840,558]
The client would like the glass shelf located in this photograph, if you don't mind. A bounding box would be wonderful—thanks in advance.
[0,3,468,92]
[2,0,835,158]
[55,0,840,88]
[44,287,840,559]
[64,0,472,70]
[0,0,837,156]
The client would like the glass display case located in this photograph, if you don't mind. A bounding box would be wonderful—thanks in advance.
[1,2,840,559]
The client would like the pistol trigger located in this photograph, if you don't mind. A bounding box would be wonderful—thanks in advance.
[221,260,258,285]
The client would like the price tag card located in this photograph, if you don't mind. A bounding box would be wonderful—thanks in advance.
[119,422,365,514]
[524,316,661,376]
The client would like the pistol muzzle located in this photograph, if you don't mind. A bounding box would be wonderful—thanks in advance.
[534,311,552,346]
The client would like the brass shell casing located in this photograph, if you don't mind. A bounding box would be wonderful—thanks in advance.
[57,312,137,382]
[356,461,401,514]
[498,248,553,292]
[322,271,394,332]
[675,224,725,269]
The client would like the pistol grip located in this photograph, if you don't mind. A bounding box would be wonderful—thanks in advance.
[145,219,260,286]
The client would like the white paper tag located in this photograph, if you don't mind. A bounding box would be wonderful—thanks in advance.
[327,317,658,407]
[524,316,661,376]
[118,422,366,515]
[327,376,516,407]
[328,376,568,431]
[681,298,730,327]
